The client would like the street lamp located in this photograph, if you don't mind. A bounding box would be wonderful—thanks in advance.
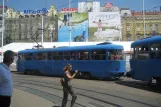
[69,0,72,46]
[143,0,146,38]
[41,14,44,46]
[1,0,5,62]
[118,26,123,41]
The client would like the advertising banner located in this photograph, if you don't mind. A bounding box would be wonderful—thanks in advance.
[58,13,88,42]
[88,12,121,41]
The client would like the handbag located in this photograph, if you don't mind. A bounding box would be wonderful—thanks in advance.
[60,78,65,86]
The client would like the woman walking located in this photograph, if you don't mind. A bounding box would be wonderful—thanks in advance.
[61,64,78,107]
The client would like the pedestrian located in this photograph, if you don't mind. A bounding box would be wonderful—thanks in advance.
[61,63,78,107]
[0,50,15,107]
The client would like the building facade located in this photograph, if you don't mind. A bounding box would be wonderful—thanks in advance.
[3,6,58,45]
[122,11,161,41]
[1,2,161,45]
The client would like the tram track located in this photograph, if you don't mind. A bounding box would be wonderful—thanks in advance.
[14,81,121,107]
[14,84,85,107]
[13,79,158,107]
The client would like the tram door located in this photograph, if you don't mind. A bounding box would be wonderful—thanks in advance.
[17,54,25,73]
[41,52,53,75]
[132,46,149,81]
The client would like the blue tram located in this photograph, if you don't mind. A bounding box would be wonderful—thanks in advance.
[17,43,126,79]
[130,36,161,85]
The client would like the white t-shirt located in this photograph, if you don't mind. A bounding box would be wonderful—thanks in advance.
[0,63,13,97]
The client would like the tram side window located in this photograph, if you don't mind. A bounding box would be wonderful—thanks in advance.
[18,55,21,60]
[22,54,25,60]
[41,53,47,60]
[64,52,75,60]
[108,50,124,60]
[53,52,63,60]
[150,44,161,59]
[24,53,33,60]
[131,48,134,59]
[71,52,75,60]
[135,46,149,60]
[77,51,90,60]
[92,50,106,60]
[18,54,25,60]
[34,53,43,60]
[47,52,53,60]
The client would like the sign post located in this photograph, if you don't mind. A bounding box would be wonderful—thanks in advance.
[1,0,5,62]
[41,15,43,46]
[69,0,71,46]
[143,0,146,38]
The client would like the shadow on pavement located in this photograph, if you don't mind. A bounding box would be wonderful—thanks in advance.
[12,71,123,82]
[115,80,161,94]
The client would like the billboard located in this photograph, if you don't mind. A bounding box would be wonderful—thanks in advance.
[88,12,121,41]
[58,13,88,42]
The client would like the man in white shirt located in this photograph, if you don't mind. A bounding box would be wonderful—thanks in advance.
[0,50,14,107]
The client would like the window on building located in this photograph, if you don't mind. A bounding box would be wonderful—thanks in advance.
[127,25,130,31]
[24,53,33,60]
[127,36,131,41]
[155,24,158,32]
[150,44,161,59]
[19,33,21,40]
[63,52,75,60]
[150,25,153,31]
[108,50,124,60]
[136,25,140,31]
[77,51,90,60]
[134,46,149,60]
[91,50,106,60]
[0,23,2,28]
[136,35,140,40]
[53,52,63,60]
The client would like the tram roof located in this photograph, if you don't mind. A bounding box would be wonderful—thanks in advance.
[131,36,161,47]
[18,44,123,54]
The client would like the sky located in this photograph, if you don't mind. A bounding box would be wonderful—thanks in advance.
[0,0,161,12]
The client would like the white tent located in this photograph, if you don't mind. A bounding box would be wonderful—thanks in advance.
[0,41,133,53]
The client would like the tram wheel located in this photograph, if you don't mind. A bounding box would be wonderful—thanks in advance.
[24,70,29,75]
[114,76,120,80]
[24,71,27,75]
[84,73,91,79]
[148,77,158,86]
[156,79,161,87]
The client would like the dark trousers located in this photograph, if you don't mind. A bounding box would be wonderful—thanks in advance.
[62,86,77,107]
[0,95,11,107]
